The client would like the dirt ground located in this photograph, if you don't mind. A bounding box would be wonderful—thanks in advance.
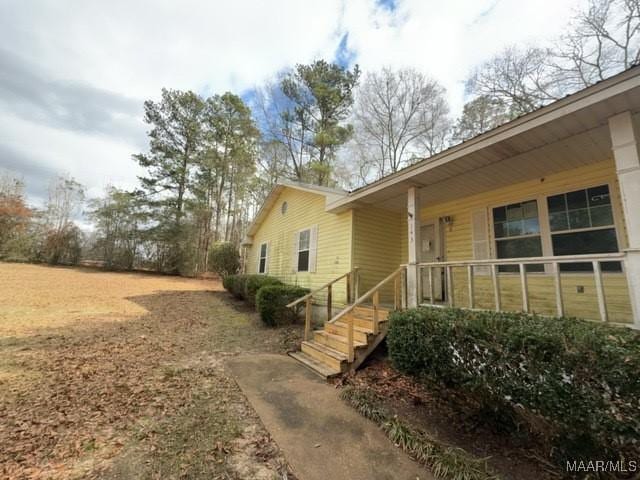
[0,263,302,479]
[340,348,563,480]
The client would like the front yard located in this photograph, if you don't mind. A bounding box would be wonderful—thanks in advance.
[0,263,301,479]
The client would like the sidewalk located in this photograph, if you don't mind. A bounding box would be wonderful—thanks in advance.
[226,354,430,480]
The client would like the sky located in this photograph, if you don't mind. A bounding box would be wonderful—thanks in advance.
[0,0,582,207]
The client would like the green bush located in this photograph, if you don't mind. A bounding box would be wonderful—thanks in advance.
[256,284,310,326]
[387,307,640,465]
[209,242,240,278]
[222,274,250,300]
[222,273,235,292]
[244,275,282,306]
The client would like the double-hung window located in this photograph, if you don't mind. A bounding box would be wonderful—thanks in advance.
[492,200,543,272]
[258,242,268,274]
[297,229,311,272]
[547,185,620,271]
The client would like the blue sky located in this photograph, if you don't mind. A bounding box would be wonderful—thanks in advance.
[0,0,581,206]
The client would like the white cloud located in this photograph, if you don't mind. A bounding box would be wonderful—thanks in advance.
[341,0,581,112]
[0,0,581,205]
[0,113,143,205]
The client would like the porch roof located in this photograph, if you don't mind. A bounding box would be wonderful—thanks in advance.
[327,65,640,213]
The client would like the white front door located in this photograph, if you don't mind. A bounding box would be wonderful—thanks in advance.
[420,221,444,302]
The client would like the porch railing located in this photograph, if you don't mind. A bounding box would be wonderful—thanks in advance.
[287,267,360,341]
[415,252,627,322]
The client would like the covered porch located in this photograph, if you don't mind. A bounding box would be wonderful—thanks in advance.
[328,67,640,327]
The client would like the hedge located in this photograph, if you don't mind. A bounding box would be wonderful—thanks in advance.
[387,307,640,465]
[223,274,250,300]
[256,284,310,326]
[244,275,283,306]
[221,274,234,292]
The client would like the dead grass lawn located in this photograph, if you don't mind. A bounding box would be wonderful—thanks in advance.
[0,263,301,479]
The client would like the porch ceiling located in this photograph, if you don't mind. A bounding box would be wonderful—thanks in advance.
[327,67,640,213]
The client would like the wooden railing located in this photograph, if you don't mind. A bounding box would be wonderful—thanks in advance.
[328,266,406,362]
[416,252,626,322]
[286,267,360,342]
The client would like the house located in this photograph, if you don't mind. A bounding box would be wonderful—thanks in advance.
[242,65,640,377]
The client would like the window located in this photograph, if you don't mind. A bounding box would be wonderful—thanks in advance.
[281,201,288,215]
[547,185,620,271]
[258,242,268,274]
[297,229,310,272]
[492,200,543,272]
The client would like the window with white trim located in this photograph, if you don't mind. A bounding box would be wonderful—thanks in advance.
[297,229,311,272]
[258,242,268,274]
[546,185,620,271]
[492,199,544,272]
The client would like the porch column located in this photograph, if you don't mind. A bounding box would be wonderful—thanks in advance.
[608,112,640,328]
[407,186,421,308]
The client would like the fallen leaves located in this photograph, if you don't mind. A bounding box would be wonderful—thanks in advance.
[0,265,302,479]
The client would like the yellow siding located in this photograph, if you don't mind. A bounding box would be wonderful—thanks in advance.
[246,188,353,304]
[248,160,633,323]
[352,207,404,303]
[419,160,633,323]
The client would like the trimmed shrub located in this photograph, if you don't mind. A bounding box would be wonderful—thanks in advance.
[222,273,235,292]
[209,242,240,278]
[222,274,250,300]
[387,307,640,465]
[256,284,310,326]
[244,275,282,306]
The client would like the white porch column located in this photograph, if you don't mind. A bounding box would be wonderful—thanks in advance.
[609,111,640,328]
[407,186,421,308]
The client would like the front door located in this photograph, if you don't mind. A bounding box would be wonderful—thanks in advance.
[420,221,444,302]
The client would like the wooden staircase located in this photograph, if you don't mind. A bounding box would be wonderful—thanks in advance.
[288,267,406,378]
[290,306,390,377]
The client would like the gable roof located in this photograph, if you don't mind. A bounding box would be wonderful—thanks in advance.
[241,180,346,245]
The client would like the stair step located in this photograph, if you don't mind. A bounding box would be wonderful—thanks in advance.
[343,313,389,330]
[288,351,342,379]
[301,341,347,372]
[353,306,390,320]
[325,322,371,342]
[313,330,367,354]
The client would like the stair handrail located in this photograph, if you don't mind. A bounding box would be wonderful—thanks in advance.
[327,265,406,363]
[286,266,360,308]
[328,265,406,326]
[286,267,360,342]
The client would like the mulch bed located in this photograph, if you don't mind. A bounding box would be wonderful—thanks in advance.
[336,347,563,480]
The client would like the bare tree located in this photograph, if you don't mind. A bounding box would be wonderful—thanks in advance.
[351,67,452,183]
[44,175,85,235]
[553,0,640,89]
[452,95,511,143]
[466,46,560,118]
[465,0,640,129]
[42,175,85,265]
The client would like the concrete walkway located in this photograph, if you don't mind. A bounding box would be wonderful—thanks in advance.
[226,354,430,480]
